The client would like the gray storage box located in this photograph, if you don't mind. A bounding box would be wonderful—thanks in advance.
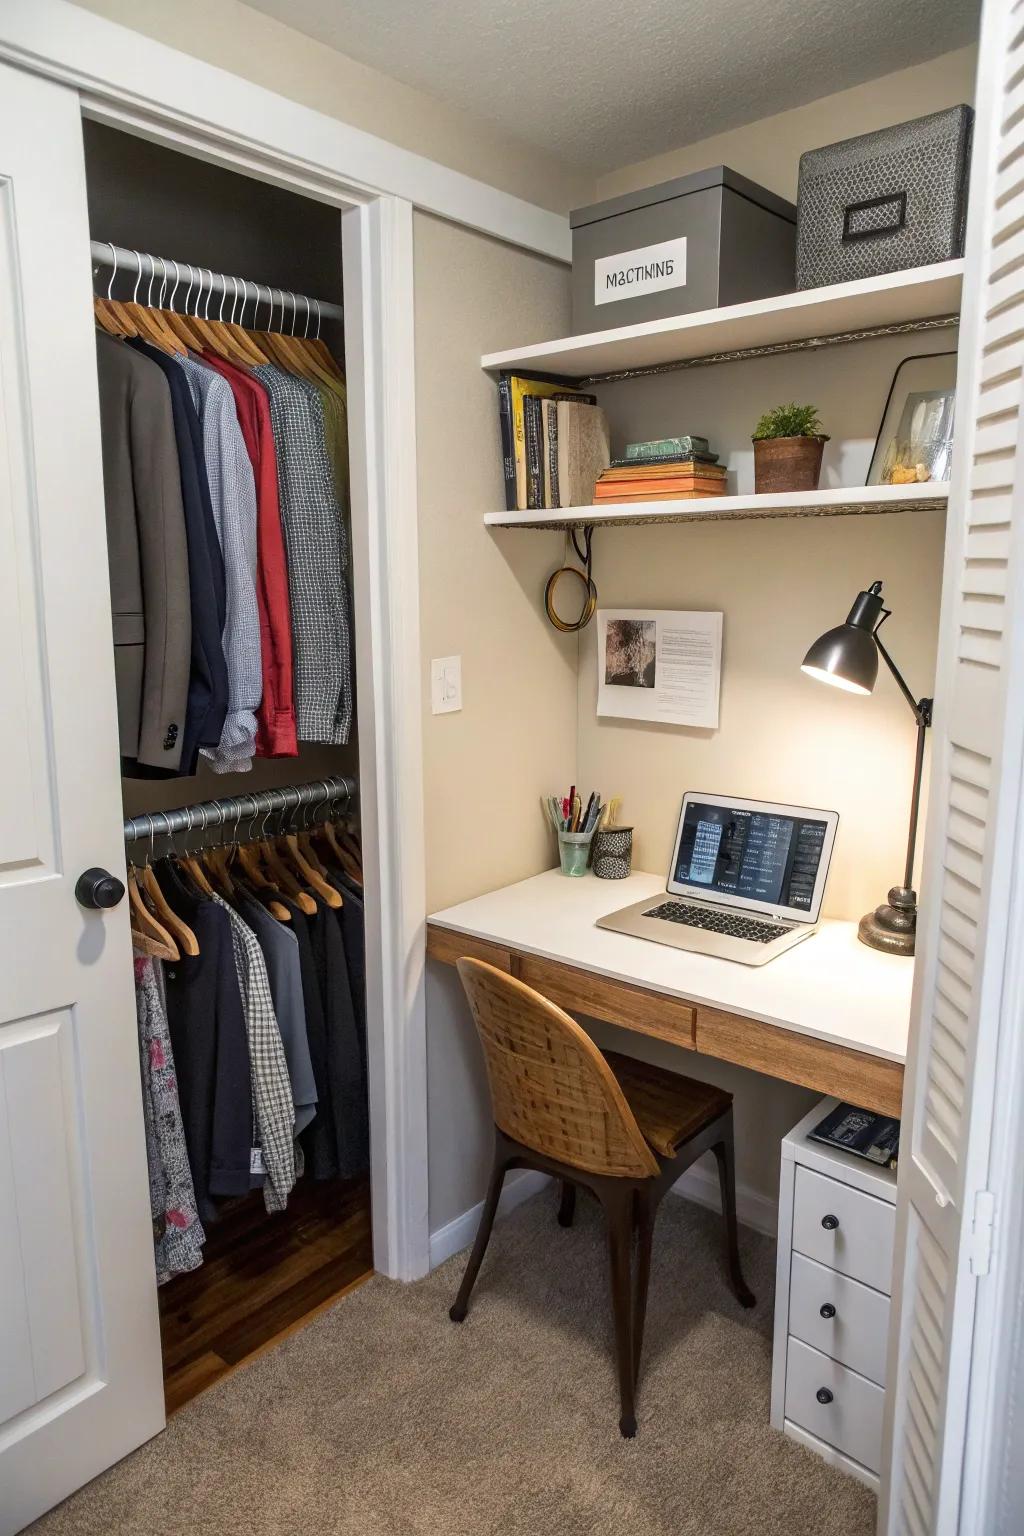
[796,106,973,290]
[569,167,796,334]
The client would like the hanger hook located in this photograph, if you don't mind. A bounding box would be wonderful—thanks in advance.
[302,294,310,339]
[201,269,211,321]
[106,242,118,302]
[157,256,168,310]
[184,263,196,318]
[169,260,181,313]
[132,250,143,305]
[313,298,321,340]
[146,253,158,309]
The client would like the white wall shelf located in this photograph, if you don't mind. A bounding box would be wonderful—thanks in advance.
[480,260,962,383]
[484,481,949,531]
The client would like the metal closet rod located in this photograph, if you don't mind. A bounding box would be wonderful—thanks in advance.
[91,239,344,325]
[123,774,357,846]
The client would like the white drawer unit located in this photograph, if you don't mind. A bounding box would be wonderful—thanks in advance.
[771,1098,898,1492]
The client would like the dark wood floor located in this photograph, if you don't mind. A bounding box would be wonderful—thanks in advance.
[159,1175,373,1414]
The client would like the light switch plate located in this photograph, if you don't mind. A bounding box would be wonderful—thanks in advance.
[431,655,462,714]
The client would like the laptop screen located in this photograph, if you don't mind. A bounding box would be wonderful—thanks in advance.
[667,794,838,922]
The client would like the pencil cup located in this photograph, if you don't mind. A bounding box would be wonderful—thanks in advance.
[593,825,633,879]
[557,830,594,877]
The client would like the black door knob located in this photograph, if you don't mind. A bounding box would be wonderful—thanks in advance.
[820,1302,837,1319]
[75,867,126,910]
[821,1213,839,1231]
[816,1387,834,1405]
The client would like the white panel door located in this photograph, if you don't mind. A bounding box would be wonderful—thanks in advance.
[881,3,1024,1531]
[0,63,164,1534]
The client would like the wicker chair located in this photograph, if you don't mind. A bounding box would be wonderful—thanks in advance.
[449,957,755,1437]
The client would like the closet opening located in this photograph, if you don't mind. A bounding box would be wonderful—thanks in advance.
[83,120,374,1413]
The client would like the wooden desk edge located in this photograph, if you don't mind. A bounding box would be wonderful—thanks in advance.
[426,921,904,1117]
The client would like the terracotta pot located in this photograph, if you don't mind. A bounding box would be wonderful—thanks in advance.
[752,434,826,494]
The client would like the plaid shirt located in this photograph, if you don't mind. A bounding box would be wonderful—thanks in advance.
[212,896,296,1212]
[178,355,262,770]
[252,364,352,746]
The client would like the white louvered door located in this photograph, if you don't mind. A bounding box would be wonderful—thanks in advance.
[881,3,1024,1531]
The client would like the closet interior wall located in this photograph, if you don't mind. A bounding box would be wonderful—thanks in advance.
[83,122,371,1411]
[82,120,358,819]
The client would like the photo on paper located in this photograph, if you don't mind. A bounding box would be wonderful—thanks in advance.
[604,618,656,689]
[596,609,722,729]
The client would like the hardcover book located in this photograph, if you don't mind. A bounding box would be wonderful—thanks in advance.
[556,400,611,508]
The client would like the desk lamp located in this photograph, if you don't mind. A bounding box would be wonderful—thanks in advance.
[801,579,932,956]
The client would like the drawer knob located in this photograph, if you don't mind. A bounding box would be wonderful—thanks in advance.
[816,1387,834,1405]
[820,1302,837,1319]
[821,1213,839,1231]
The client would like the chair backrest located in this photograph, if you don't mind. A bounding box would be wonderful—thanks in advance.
[457,958,659,1179]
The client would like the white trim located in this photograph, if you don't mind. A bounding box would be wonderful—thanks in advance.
[344,197,430,1281]
[669,1160,778,1237]
[782,1419,879,1494]
[0,0,571,262]
[428,1159,776,1274]
[429,1172,552,1270]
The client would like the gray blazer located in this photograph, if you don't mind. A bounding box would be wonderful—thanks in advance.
[95,334,191,770]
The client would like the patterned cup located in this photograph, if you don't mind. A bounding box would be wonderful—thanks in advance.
[593,825,633,879]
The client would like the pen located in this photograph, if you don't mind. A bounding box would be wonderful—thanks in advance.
[581,791,595,832]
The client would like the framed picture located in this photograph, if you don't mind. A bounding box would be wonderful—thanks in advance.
[867,351,958,486]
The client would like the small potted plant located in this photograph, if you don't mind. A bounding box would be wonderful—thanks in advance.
[752,403,830,493]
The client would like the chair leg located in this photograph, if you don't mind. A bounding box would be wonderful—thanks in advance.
[557,1180,577,1228]
[449,1148,507,1323]
[632,1189,655,1390]
[712,1115,756,1309]
[602,1184,638,1438]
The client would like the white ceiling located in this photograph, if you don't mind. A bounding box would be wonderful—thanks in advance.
[246,0,979,174]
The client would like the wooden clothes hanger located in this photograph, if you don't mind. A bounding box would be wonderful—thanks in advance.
[128,868,178,962]
[283,832,341,908]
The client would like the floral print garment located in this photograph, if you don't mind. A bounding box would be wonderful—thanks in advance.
[134,953,206,1283]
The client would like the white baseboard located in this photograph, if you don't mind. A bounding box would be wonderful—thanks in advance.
[429,1170,552,1269]
[429,1162,776,1272]
[670,1161,778,1237]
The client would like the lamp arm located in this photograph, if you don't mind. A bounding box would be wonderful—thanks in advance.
[873,624,932,726]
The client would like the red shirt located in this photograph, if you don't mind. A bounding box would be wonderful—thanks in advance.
[202,353,298,757]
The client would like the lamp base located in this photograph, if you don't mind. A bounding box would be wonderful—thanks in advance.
[858,886,917,957]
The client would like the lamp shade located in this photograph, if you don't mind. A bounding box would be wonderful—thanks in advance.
[801,581,886,694]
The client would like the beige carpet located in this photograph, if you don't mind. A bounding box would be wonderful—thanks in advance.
[32,1189,876,1536]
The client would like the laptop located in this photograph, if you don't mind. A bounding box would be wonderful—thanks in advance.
[597,792,839,967]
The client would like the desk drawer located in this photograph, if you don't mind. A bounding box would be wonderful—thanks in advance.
[515,954,696,1047]
[790,1252,890,1385]
[785,1337,884,1473]
[793,1166,894,1293]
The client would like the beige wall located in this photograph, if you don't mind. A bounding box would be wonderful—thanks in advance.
[595,44,978,203]
[414,212,576,1230]
[71,0,590,213]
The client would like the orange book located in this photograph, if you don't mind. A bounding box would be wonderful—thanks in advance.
[592,488,723,503]
[594,476,725,497]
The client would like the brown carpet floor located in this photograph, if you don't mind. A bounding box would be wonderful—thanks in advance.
[32,1189,876,1536]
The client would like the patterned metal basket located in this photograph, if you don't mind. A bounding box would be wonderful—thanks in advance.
[796,106,973,290]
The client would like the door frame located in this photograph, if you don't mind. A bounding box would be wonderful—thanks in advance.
[0,0,568,1283]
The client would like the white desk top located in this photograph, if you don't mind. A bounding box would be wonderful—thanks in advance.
[429,870,912,1064]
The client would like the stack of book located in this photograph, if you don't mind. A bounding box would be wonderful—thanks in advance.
[593,435,726,503]
[497,371,611,511]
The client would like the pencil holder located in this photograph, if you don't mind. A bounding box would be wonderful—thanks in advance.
[557,830,594,877]
[593,825,633,879]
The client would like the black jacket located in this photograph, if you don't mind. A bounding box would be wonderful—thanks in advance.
[155,863,252,1219]
[129,341,229,774]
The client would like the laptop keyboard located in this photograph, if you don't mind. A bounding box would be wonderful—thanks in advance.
[643,901,791,944]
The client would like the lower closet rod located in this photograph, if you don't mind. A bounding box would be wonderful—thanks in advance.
[123,775,356,849]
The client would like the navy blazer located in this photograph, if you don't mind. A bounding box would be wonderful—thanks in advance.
[129,341,229,774]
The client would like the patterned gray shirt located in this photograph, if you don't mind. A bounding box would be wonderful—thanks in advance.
[178,354,262,770]
[211,895,296,1212]
[252,364,352,745]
